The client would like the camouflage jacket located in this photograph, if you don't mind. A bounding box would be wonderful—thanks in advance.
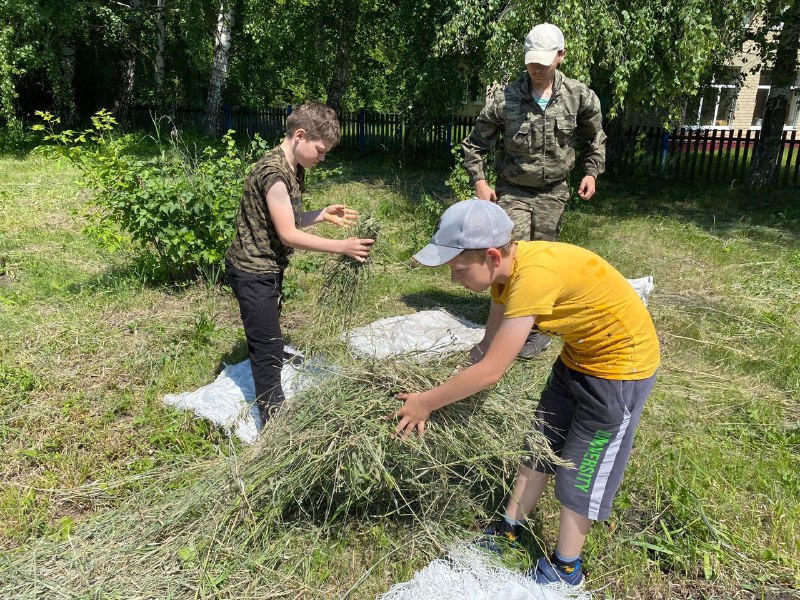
[462,70,606,188]
[225,146,305,273]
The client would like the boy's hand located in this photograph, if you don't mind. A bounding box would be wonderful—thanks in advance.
[468,343,486,365]
[391,392,431,439]
[577,175,596,200]
[323,204,359,227]
[341,237,375,262]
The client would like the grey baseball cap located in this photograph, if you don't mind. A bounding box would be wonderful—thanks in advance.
[413,199,514,267]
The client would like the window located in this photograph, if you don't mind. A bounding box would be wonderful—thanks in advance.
[751,70,800,128]
[687,68,740,128]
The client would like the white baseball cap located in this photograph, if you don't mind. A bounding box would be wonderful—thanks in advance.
[524,23,564,66]
[413,199,514,267]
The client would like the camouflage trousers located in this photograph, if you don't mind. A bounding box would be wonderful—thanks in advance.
[496,178,569,242]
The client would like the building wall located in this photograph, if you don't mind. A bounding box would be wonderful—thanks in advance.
[728,40,800,130]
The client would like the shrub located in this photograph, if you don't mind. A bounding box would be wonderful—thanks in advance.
[33,110,269,282]
[446,144,496,201]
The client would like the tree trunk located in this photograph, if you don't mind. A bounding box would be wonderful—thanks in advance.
[155,0,167,106]
[747,1,800,187]
[326,0,361,114]
[205,0,235,137]
[112,0,143,127]
[54,37,77,125]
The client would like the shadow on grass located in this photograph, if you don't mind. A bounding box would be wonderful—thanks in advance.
[215,339,249,375]
[401,289,489,325]
[67,253,228,295]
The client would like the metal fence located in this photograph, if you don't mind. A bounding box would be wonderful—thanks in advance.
[129,106,800,186]
[610,126,800,187]
[129,105,477,156]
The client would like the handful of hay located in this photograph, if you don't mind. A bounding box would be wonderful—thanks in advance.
[1,357,556,598]
[316,214,381,332]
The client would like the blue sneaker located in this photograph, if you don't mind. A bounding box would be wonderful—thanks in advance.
[528,555,585,586]
[474,520,523,554]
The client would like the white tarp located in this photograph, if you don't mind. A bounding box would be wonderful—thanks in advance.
[162,347,319,444]
[163,276,653,444]
[345,309,484,360]
[378,546,592,600]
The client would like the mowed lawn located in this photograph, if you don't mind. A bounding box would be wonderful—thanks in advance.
[1,149,798,599]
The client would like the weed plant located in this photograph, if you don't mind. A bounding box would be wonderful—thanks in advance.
[32,110,269,283]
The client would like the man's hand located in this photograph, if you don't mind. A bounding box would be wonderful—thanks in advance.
[323,204,360,227]
[577,175,596,200]
[340,237,374,262]
[390,392,431,439]
[474,180,497,203]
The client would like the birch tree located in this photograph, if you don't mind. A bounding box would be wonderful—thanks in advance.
[155,0,167,105]
[436,0,756,122]
[112,0,144,126]
[326,0,361,113]
[205,0,235,136]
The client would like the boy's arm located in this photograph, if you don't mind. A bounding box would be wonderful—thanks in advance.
[266,179,373,260]
[392,315,534,439]
[470,300,506,363]
[462,89,504,187]
[298,204,359,229]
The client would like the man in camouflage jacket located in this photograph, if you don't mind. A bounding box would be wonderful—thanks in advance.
[462,23,606,357]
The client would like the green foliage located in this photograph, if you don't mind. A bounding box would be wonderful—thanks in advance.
[446,145,496,203]
[445,145,474,201]
[33,110,264,282]
[437,0,758,123]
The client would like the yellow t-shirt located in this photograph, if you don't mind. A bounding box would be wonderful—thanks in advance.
[490,241,660,380]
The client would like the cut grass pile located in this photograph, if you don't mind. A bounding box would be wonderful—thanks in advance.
[0,358,556,599]
[315,214,382,334]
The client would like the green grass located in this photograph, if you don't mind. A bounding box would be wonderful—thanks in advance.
[0,149,798,598]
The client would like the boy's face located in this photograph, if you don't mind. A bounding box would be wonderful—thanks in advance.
[293,130,333,168]
[447,251,494,293]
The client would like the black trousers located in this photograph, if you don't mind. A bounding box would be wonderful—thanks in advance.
[225,260,285,421]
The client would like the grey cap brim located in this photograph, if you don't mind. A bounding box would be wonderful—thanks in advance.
[412,243,464,267]
[525,49,557,65]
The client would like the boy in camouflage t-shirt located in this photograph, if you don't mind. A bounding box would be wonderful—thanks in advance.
[225,102,374,425]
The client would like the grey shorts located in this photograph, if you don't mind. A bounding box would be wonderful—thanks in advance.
[524,358,657,521]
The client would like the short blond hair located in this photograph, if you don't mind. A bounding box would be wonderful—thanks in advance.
[286,102,341,147]
[458,241,515,262]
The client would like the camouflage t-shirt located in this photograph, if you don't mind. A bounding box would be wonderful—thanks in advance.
[225,146,305,273]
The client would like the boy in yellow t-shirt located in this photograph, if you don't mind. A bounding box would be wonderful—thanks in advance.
[391,198,659,587]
